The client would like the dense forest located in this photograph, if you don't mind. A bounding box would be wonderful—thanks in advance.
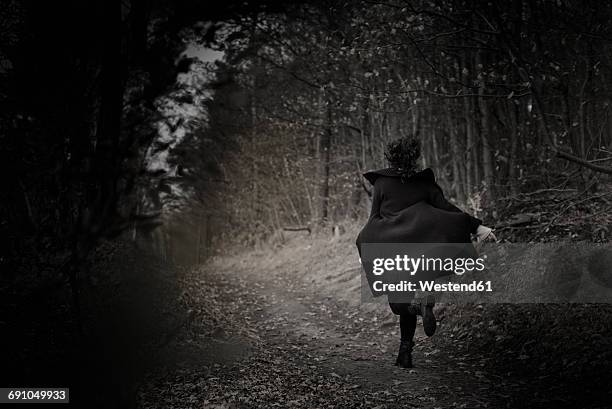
[156,0,612,254]
[3,0,611,268]
[1,0,611,408]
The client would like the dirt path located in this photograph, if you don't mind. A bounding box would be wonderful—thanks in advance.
[137,252,511,409]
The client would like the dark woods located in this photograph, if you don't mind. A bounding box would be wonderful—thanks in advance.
[1,0,611,407]
[0,0,269,406]
[180,0,612,246]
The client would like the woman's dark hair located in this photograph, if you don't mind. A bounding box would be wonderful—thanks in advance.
[384,137,421,183]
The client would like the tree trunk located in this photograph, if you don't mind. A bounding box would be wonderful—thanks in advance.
[508,101,520,196]
[447,103,465,203]
[321,99,332,223]
[463,96,474,198]
[476,52,495,203]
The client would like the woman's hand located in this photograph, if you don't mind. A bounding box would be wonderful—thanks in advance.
[475,225,497,243]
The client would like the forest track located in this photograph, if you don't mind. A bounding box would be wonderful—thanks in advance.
[137,250,509,408]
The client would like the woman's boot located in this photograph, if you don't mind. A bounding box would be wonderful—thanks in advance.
[421,295,436,336]
[395,339,414,368]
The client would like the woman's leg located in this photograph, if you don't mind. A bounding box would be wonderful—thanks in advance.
[389,302,416,368]
[400,312,416,342]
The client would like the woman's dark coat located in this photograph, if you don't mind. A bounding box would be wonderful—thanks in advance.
[356,168,482,297]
